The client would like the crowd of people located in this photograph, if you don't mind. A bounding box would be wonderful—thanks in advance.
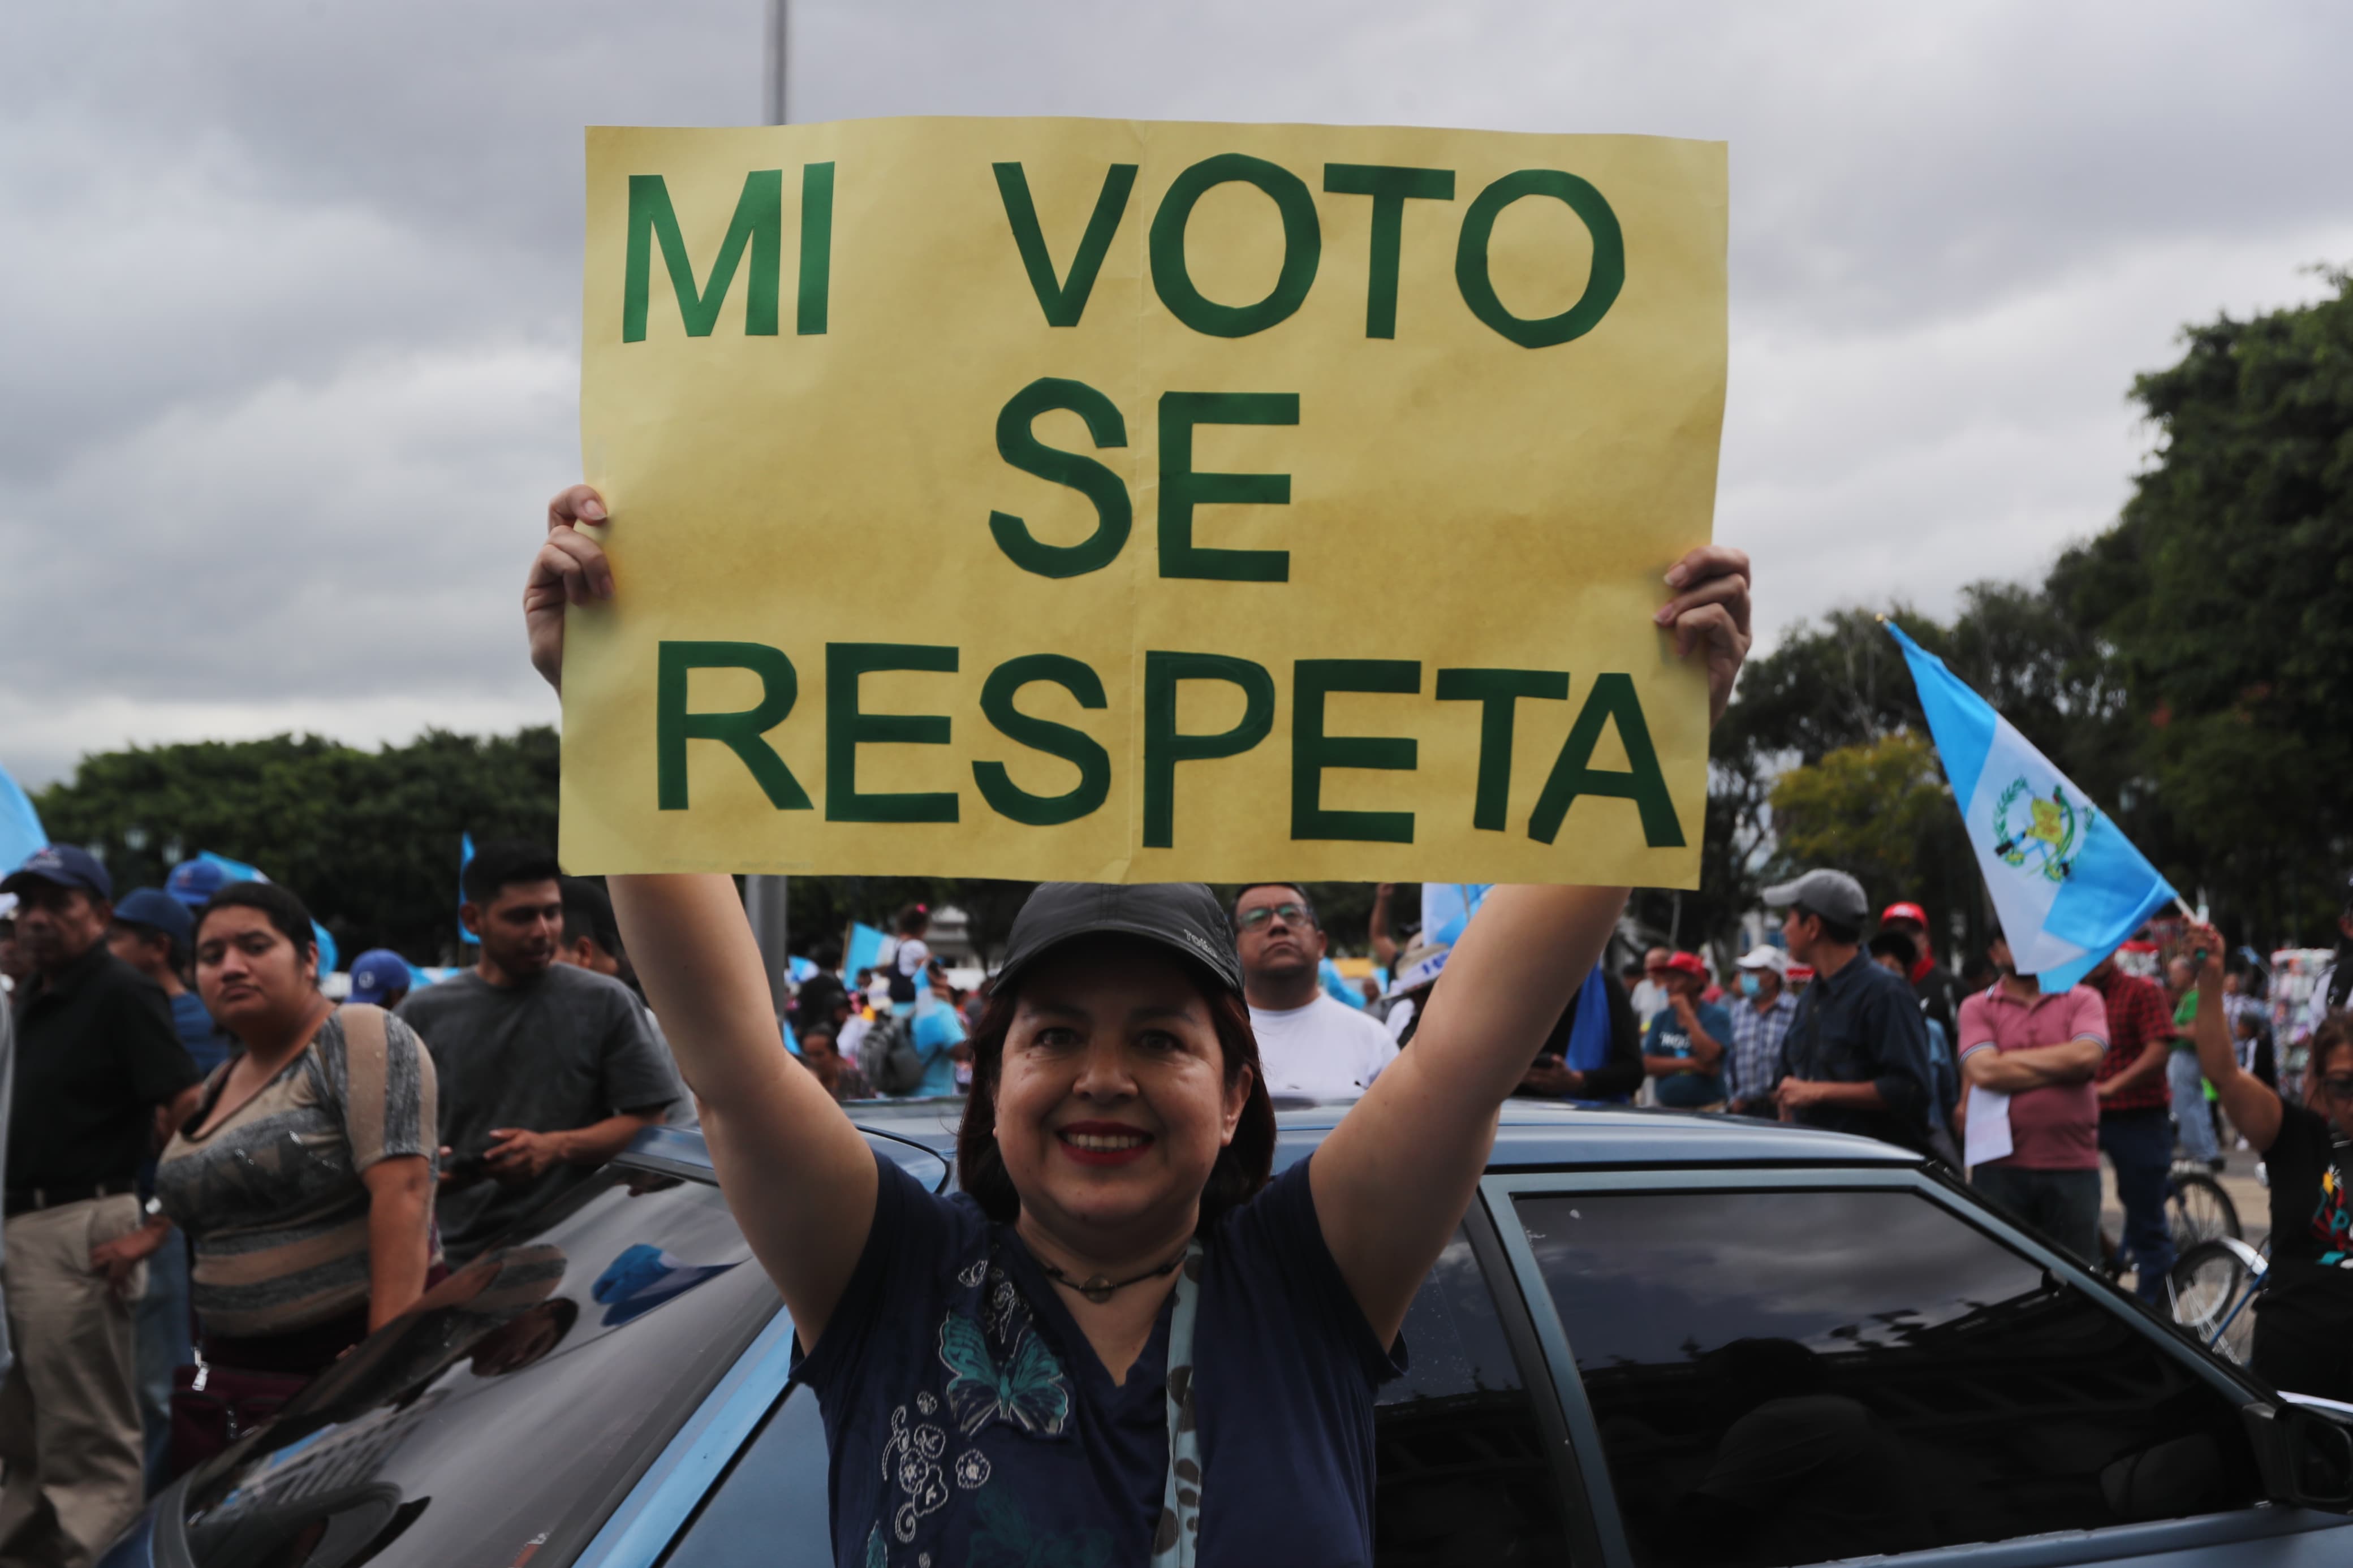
[0,486,2335,1564]
[4,807,2352,1563]
[0,837,683,1565]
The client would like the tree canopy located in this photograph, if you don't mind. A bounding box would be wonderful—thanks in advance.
[1709,270,2353,961]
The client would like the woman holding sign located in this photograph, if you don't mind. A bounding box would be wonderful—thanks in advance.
[527,485,1750,1566]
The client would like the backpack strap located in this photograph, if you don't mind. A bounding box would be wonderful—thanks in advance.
[336,1003,397,1169]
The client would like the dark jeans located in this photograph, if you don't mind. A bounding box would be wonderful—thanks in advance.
[2099,1108,2177,1301]
[1971,1164,2103,1266]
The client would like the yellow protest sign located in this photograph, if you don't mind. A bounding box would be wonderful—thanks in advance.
[563,117,1725,886]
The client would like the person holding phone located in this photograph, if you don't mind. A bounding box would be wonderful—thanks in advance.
[524,485,1751,1565]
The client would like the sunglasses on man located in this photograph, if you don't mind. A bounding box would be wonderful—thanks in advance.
[1237,902,1315,932]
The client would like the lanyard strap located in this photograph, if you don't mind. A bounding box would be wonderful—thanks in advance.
[1148,1241,1207,1567]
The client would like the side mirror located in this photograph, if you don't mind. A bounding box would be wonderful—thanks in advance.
[2244,1399,2353,1511]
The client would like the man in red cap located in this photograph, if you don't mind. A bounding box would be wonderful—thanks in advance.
[1880,902,1960,1053]
[1640,952,1730,1109]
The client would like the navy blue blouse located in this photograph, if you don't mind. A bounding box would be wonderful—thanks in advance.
[794,1150,1402,1566]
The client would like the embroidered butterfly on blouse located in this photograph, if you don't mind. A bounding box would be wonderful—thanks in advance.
[938,1314,1072,1437]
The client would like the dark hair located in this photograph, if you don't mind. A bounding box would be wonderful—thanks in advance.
[195,882,319,973]
[1865,931,1916,966]
[1796,906,1860,946]
[117,918,186,970]
[560,876,621,954]
[956,944,1277,1234]
[1233,883,1316,924]
[895,903,932,938]
[463,840,562,906]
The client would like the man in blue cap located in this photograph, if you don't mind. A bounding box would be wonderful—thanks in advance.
[107,889,231,1078]
[0,847,200,1562]
[161,857,229,913]
[346,950,412,1012]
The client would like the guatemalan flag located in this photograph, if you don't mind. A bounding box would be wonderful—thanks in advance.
[1887,622,2178,993]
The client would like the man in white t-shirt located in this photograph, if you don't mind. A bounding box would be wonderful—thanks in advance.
[1234,884,1397,1099]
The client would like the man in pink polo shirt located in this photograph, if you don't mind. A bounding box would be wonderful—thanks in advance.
[1955,932,2108,1264]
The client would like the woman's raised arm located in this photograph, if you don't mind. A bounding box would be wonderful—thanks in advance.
[1313,544,1752,1345]
[529,487,877,1346]
[2185,923,2282,1153]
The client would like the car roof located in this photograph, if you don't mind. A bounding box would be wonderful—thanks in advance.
[699,1096,1924,1173]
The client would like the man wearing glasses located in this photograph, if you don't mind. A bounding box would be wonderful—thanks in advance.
[1231,885,1398,1101]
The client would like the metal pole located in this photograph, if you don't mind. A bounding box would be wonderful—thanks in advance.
[743,0,793,1030]
[744,874,792,1023]
[764,0,789,127]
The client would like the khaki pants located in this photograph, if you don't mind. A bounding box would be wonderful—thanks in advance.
[0,1196,148,1568]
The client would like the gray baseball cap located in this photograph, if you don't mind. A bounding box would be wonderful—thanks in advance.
[992,882,1244,997]
[1761,869,1870,928]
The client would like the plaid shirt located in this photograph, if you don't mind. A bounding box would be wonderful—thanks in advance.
[2086,965,2174,1113]
[1726,990,1799,1105]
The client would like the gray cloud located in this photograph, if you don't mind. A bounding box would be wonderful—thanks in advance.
[3,0,2349,787]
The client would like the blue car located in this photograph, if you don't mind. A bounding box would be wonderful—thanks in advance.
[105,1102,2353,1568]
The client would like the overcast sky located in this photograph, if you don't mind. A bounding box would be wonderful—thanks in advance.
[4,1,2348,789]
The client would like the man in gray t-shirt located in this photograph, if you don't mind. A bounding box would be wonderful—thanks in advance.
[397,843,681,1260]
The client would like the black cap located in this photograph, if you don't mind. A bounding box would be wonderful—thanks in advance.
[993,883,1243,997]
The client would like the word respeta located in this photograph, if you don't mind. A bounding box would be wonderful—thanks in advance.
[654,641,1684,850]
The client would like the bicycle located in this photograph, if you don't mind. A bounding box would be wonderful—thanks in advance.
[2097,1160,2242,1286]
[2168,1234,2268,1366]
[2166,1159,2241,1252]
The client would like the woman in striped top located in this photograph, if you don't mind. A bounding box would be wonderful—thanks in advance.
[156,882,439,1377]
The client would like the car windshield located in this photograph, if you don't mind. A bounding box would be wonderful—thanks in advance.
[172,1164,773,1568]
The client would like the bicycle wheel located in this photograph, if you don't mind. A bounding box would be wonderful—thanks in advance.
[2168,1239,2257,1366]
[2167,1169,2242,1252]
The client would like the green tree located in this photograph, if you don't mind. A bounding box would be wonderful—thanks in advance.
[1684,579,2130,966]
[36,730,563,964]
[1768,733,1970,929]
[2052,269,2353,943]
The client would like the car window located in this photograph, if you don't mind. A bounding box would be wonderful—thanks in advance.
[659,1384,831,1568]
[1517,1187,2262,1567]
[1375,1229,1577,1566]
[176,1169,777,1568]
[657,1227,1578,1567]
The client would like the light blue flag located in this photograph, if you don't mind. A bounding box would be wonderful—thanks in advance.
[843,921,887,978]
[1421,884,1493,947]
[1887,622,2178,992]
[456,833,477,948]
[0,762,46,875]
[1318,956,1363,1009]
